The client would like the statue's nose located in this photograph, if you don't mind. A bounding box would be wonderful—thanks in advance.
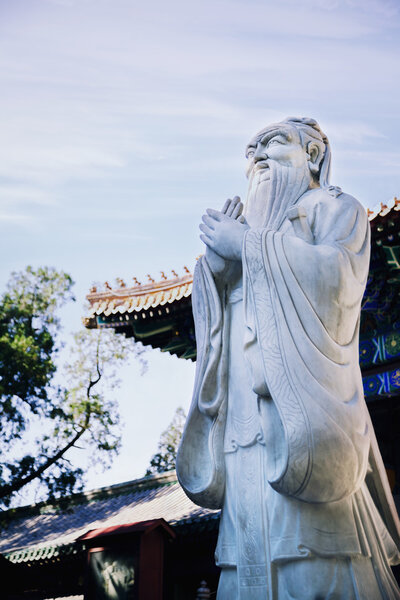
[254,142,268,162]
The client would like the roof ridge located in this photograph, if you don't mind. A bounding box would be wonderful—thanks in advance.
[88,272,193,300]
[1,471,178,521]
[367,195,400,221]
[75,470,177,503]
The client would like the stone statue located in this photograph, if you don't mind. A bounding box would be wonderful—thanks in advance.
[176,117,400,599]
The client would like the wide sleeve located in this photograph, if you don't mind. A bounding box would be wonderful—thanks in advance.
[176,257,227,509]
[243,193,371,503]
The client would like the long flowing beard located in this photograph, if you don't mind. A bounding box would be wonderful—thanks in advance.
[244,161,311,230]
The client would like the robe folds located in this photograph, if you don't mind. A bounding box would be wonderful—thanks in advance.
[176,188,400,582]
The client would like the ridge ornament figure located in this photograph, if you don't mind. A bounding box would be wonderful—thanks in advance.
[177,117,400,599]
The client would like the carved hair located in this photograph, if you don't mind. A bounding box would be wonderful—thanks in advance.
[282,117,331,188]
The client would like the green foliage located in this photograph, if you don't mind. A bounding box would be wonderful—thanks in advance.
[0,266,74,440]
[145,407,186,476]
[0,266,147,508]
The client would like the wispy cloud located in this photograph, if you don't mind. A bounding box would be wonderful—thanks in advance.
[323,121,387,145]
[0,185,55,206]
[0,212,35,224]
[338,149,400,175]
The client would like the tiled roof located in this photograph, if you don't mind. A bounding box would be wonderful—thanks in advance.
[85,272,193,321]
[367,196,400,221]
[0,471,219,564]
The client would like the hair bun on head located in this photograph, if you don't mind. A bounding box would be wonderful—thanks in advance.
[283,117,331,188]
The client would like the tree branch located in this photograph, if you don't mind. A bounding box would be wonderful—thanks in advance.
[0,366,99,502]
[86,335,102,396]
[0,409,91,500]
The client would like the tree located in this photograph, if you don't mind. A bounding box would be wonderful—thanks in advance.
[0,266,146,508]
[145,407,186,476]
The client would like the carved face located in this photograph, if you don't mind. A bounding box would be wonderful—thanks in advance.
[245,125,310,182]
[243,124,313,229]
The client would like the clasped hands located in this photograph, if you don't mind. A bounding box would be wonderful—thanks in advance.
[200,197,249,273]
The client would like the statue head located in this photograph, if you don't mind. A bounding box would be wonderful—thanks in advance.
[246,117,330,187]
[244,117,331,228]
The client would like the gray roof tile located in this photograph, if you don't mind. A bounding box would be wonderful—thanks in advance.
[0,471,219,562]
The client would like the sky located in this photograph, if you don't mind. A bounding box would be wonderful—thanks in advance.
[1,0,399,501]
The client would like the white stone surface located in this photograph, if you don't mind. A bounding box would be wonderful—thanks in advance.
[177,117,400,599]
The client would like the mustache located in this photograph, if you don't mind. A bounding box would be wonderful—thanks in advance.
[246,158,270,178]
[253,160,269,173]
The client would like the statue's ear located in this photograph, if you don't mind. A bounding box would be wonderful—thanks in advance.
[307,141,324,176]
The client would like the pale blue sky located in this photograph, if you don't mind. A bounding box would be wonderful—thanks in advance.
[1,0,399,498]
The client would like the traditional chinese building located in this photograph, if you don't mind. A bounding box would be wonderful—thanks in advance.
[0,471,220,599]
[84,267,196,361]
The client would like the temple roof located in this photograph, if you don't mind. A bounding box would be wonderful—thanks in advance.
[0,471,219,564]
[367,196,400,221]
[85,271,193,323]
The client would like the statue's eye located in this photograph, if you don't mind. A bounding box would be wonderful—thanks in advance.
[246,148,255,158]
[267,139,281,147]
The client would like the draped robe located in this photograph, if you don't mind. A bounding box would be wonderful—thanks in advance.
[176,188,400,599]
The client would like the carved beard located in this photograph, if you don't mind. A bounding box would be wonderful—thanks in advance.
[244,160,311,230]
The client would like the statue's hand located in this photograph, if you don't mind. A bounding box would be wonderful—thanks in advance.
[201,197,248,276]
[204,245,226,275]
[200,199,249,262]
